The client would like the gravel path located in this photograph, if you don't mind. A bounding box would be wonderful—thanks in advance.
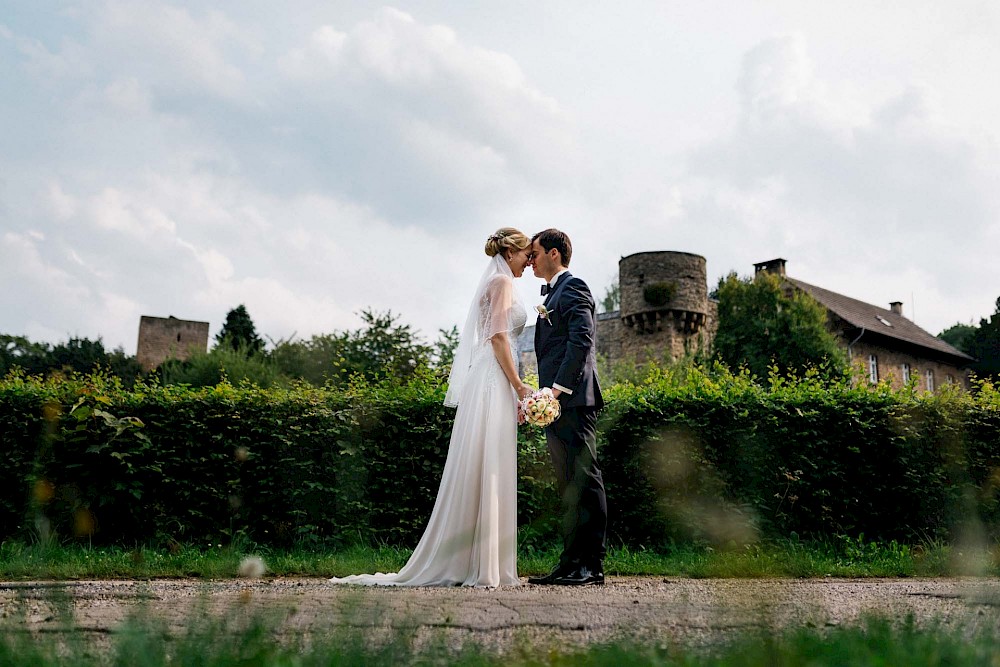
[4,577,1000,651]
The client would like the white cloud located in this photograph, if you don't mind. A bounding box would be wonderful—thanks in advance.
[673,34,1000,333]
[47,183,77,221]
[93,0,251,99]
[1,26,91,80]
[274,7,578,226]
[0,232,89,303]
[104,77,152,114]
[88,187,177,236]
[2,3,999,355]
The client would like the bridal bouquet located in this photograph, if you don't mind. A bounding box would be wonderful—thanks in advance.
[518,387,561,427]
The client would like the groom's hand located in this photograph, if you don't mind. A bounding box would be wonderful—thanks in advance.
[550,388,562,399]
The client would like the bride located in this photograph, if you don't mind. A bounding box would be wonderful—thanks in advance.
[329,228,533,587]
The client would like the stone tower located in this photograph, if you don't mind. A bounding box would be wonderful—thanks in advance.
[596,251,716,364]
[137,316,210,371]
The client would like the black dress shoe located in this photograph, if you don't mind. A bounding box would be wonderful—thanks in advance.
[551,564,605,586]
[527,563,574,585]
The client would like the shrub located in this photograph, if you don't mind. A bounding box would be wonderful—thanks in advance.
[0,369,559,548]
[1,367,997,549]
[601,365,1000,547]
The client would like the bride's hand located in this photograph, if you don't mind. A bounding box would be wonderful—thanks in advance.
[516,384,534,400]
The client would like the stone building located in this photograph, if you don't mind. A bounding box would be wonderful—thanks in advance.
[516,252,973,392]
[137,315,210,371]
[755,258,974,390]
[517,251,717,376]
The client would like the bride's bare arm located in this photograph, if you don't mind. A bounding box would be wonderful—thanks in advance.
[491,333,532,399]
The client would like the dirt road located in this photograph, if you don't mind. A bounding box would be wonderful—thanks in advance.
[4,577,1000,650]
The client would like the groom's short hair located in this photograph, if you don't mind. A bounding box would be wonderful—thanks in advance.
[532,229,572,267]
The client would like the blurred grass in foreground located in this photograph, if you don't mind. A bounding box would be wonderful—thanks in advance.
[1,535,993,580]
[2,608,1000,666]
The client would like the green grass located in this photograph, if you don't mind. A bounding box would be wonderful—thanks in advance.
[0,535,988,580]
[2,607,1000,666]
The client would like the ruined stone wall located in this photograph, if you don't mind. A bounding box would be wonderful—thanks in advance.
[595,312,622,361]
[137,316,210,371]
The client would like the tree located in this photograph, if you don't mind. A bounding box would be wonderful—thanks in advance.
[939,298,1000,382]
[49,337,109,374]
[1,334,51,376]
[967,297,1000,381]
[432,325,460,372]
[712,271,848,381]
[335,309,433,383]
[160,345,283,388]
[600,275,620,313]
[270,310,436,387]
[938,322,977,354]
[106,346,145,386]
[1,334,144,386]
[215,305,265,356]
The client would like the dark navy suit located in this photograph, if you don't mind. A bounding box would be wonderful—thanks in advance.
[534,271,607,569]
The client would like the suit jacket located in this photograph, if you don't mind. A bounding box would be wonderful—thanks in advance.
[534,272,604,410]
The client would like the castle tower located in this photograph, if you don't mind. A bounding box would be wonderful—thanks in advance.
[137,315,210,371]
[598,251,714,363]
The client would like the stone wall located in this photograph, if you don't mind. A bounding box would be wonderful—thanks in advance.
[137,316,210,371]
[517,326,537,379]
[848,339,971,391]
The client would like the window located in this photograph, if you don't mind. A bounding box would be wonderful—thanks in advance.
[868,355,878,384]
[901,363,911,384]
[177,333,182,342]
[926,369,935,392]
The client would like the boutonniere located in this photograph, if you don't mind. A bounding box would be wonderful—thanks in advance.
[535,304,552,325]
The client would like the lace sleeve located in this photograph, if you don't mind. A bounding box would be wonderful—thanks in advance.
[480,274,514,342]
[445,254,523,407]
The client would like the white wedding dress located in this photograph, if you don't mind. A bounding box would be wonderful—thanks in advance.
[330,256,526,587]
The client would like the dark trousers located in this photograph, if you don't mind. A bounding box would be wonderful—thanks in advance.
[545,405,607,568]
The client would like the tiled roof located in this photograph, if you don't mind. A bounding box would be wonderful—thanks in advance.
[787,277,974,363]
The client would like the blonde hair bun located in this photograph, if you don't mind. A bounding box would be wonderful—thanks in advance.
[485,227,530,257]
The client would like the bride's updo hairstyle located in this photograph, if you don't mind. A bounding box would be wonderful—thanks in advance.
[485,228,530,258]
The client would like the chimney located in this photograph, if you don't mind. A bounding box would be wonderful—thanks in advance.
[889,301,903,316]
[753,258,787,277]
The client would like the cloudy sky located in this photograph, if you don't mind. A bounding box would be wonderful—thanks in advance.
[2,1,998,354]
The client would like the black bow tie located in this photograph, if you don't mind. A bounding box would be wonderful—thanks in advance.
[541,284,551,297]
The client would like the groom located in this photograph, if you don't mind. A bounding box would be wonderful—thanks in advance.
[527,229,607,586]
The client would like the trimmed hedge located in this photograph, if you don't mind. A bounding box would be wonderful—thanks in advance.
[0,371,556,548]
[601,367,1000,547]
[1,367,998,548]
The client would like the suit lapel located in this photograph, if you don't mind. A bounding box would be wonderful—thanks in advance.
[543,271,572,307]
